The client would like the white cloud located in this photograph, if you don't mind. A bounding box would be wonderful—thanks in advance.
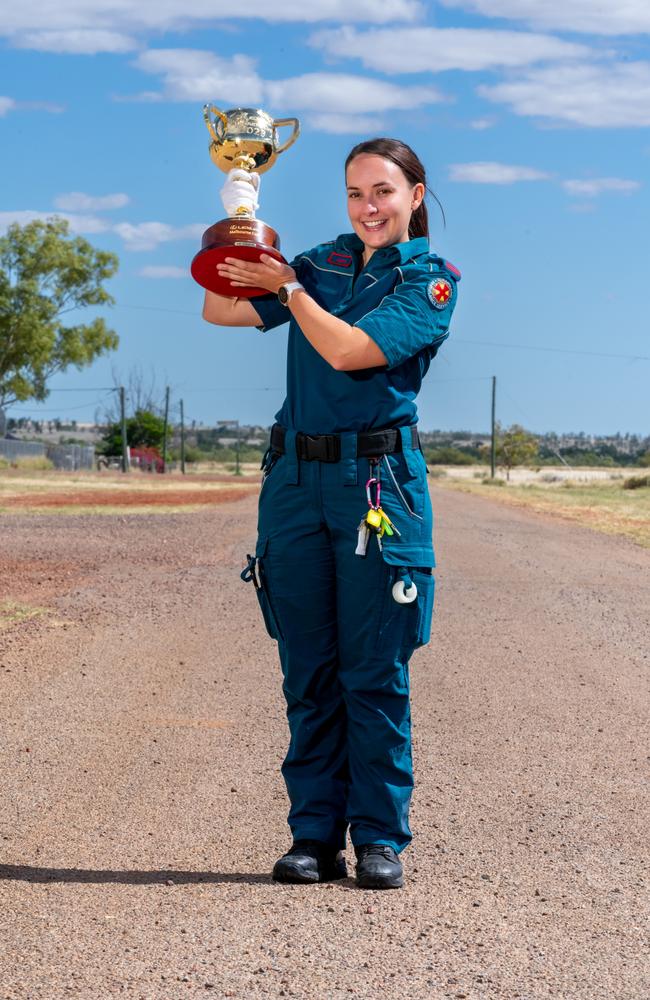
[0,97,16,116]
[479,62,650,126]
[310,26,588,74]
[0,210,206,251]
[54,192,130,211]
[469,117,496,130]
[562,177,641,196]
[2,0,423,52]
[130,50,446,129]
[449,161,550,183]
[440,0,650,36]
[307,113,386,134]
[113,221,206,251]
[0,210,110,234]
[139,265,188,278]
[15,30,137,54]
[134,50,264,104]
[267,73,444,114]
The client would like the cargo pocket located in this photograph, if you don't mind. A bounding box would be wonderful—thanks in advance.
[240,536,284,642]
[392,567,435,657]
[411,567,435,649]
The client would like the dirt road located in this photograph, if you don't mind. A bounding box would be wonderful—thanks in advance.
[0,488,648,1000]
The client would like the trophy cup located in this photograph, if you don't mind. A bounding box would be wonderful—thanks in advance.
[191,105,300,297]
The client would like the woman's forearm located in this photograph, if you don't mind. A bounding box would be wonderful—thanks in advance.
[202,290,262,328]
[287,290,387,371]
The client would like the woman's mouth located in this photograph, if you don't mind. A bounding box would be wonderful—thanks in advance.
[362,219,387,231]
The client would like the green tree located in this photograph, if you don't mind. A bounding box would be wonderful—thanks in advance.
[100,409,165,455]
[0,218,119,408]
[496,423,539,481]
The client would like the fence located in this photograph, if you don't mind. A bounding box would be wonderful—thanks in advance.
[0,439,95,471]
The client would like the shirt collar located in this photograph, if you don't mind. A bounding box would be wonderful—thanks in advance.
[335,232,430,266]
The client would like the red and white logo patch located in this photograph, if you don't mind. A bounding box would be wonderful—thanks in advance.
[428,278,452,309]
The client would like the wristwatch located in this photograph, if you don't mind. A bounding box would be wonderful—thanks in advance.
[278,281,304,306]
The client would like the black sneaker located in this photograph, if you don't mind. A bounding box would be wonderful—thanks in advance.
[272,840,347,884]
[355,844,403,889]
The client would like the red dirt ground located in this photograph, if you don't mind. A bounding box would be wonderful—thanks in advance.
[2,487,257,508]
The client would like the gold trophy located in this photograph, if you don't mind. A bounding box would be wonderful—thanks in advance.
[191,104,300,297]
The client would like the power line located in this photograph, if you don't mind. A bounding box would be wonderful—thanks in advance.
[113,301,649,361]
[454,338,649,362]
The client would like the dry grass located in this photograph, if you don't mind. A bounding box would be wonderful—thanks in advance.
[436,475,650,547]
[0,601,48,629]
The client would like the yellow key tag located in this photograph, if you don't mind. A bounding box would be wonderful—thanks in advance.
[366,508,382,529]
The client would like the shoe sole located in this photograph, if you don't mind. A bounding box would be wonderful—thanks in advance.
[272,862,347,884]
[356,873,403,889]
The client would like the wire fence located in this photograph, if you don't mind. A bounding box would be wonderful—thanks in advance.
[0,438,95,470]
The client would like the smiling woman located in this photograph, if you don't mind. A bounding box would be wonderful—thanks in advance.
[202,136,460,891]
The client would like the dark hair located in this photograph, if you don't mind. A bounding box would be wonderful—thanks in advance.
[345,137,445,239]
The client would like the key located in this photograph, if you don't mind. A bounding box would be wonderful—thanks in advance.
[376,506,401,537]
[355,519,370,556]
[366,508,382,530]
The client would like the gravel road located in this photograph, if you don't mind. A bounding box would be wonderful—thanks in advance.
[0,487,648,1000]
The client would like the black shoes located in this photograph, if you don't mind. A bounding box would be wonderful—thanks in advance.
[272,840,403,888]
[355,844,403,889]
[272,839,347,884]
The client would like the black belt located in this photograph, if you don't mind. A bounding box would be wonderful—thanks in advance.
[269,423,420,463]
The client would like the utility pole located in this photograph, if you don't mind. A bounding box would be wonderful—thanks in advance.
[120,386,129,473]
[180,398,186,474]
[490,375,497,479]
[218,419,242,476]
[162,385,170,474]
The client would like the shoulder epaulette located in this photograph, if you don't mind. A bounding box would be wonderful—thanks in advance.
[425,254,461,281]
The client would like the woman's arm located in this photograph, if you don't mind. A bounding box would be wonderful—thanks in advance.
[216,254,387,370]
[202,290,264,328]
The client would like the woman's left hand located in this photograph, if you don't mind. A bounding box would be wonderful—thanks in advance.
[216,254,297,293]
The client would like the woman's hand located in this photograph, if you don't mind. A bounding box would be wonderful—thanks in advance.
[216,253,297,293]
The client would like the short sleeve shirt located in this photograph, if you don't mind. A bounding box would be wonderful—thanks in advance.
[253,232,459,434]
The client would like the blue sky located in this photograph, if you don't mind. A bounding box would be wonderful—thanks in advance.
[1,0,648,435]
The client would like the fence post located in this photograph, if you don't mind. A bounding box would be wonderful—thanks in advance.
[120,386,130,473]
[180,398,186,474]
[490,375,497,479]
[162,386,170,473]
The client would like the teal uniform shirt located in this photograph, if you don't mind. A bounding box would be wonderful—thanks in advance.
[253,233,459,434]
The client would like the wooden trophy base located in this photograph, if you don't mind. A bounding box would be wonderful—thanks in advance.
[191,217,284,297]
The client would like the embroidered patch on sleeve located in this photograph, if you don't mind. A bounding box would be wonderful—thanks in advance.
[428,278,452,309]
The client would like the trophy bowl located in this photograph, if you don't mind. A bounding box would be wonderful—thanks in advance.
[191,105,300,298]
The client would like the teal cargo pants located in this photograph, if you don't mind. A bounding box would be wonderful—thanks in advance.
[242,427,435,854]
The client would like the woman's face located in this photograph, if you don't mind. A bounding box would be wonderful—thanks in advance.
[346,153,424,256]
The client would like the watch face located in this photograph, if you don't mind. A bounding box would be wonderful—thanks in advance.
[278,285,289,305]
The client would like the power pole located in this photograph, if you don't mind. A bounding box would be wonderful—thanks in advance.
[490,375,497,479]
[162,385,170,474]
[120,386,129,473]
[180,398,186,474]
[235,420,241,476]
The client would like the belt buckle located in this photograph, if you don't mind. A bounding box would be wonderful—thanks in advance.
[301,433,340,462]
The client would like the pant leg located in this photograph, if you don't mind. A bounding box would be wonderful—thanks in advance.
[321,456,429,854]
[255,455,348,850]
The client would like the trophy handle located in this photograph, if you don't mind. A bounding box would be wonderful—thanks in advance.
[203,103,228,143]
[273,117,301,154]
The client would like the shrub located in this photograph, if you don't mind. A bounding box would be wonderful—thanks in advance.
[482,477,506,486]
[13,456,54,471]
[623,474,650,490]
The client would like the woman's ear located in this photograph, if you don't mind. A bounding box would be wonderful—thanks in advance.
[411,182,426,211]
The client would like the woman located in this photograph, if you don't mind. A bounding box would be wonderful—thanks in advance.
[202,138,460,890]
